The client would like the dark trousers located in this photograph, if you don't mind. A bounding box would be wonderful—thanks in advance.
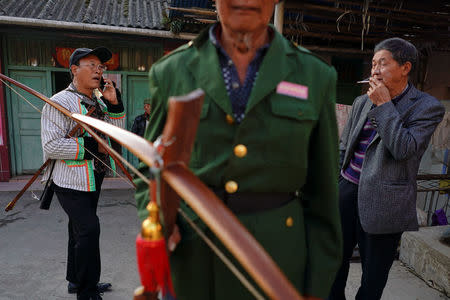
[55,172,104,298]
[328,178,402,300]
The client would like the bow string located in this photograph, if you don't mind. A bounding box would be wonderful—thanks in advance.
[0,74,303,300]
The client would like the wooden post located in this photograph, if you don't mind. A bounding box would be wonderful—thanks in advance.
[274,1,285,34]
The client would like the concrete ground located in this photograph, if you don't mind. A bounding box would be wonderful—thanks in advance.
[0,178,448,300]
[346,261,448,300]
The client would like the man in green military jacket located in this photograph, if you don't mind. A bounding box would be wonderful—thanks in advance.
[134,1,342,299]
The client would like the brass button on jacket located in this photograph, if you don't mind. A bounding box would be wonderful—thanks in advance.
[225,114,234,124]
[225,181,238,193]
[286,217,294,227]
[234,144,247,158]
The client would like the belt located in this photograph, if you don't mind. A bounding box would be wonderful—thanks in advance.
[212,188,296,214]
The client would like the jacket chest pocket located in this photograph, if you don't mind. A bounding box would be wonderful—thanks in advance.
[266,95,319,166]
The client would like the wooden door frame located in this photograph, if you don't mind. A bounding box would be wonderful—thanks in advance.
[6,67,52,175]
[0,38,10,181]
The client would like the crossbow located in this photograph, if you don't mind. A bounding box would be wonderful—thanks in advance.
[0,73,303,300]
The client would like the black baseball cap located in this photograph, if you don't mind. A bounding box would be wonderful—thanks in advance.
[69,47,112,67]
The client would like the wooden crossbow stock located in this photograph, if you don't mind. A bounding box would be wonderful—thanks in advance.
[0,73,302,300]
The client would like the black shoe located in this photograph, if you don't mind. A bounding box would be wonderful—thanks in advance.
[68,282,112,294]
[96,282,112,293]
[68,282,78,294]
[90,292,103,300]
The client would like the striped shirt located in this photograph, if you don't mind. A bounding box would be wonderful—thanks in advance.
[41,84,125,192]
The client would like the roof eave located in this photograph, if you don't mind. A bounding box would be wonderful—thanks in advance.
[0,16,197,40]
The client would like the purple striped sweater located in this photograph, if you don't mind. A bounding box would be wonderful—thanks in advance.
[341,119,376,184]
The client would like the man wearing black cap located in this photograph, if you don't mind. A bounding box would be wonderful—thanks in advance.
[131,100,151,137]
[41,47,125,300]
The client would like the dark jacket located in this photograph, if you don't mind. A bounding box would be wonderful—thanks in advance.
[340,85,445,233]
[131,113,149,137]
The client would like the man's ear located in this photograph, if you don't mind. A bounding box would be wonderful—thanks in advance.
[70,65,78,78]
[402,61,412,76]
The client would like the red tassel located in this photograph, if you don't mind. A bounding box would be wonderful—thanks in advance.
[136,233,175,297]
[136,176,176,298]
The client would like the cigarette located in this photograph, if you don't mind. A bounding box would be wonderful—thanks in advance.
[357,79,370,84]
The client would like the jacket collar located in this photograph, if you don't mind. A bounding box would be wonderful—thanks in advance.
[187,24,296,115]
[245,26,296,113]
[394,83,419,112]
[66,83,97,106]
[188,24,232,114]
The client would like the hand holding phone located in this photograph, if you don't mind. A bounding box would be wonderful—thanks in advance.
[100,77,106,91]
[100,77,119,105]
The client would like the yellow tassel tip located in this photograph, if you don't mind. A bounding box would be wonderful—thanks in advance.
[141,201,164,240]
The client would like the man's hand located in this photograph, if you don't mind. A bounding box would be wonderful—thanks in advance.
[101,78,118,105]
[98,142,108,154]
[168,224,181,252]
[367,77,391,106]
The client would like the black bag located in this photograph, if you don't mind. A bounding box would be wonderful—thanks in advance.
[39,180,55,210]
[40,160,56,210]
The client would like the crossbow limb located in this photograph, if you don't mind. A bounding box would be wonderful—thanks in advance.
[74,89,303,300]
[0,73,303,299]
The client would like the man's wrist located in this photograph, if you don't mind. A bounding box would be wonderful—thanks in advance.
[105,98,118,105]
[102,96,124,112]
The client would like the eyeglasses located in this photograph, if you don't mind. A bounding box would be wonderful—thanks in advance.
[78,63,107,72]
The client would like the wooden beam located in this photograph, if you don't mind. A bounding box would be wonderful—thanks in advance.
[168,7,217,17]
[313,0,450,19]
[304,45,373,55]
[283,20,445,36]
[284,28,449,48]
[284,28,382,43]
[194,18,216,24]
[285,2,449,26]
[184,14,216,20]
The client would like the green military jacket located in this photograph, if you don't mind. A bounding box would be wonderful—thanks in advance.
[134,25,342,298]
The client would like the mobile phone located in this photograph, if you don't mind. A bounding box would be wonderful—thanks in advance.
[100,77,106,91]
